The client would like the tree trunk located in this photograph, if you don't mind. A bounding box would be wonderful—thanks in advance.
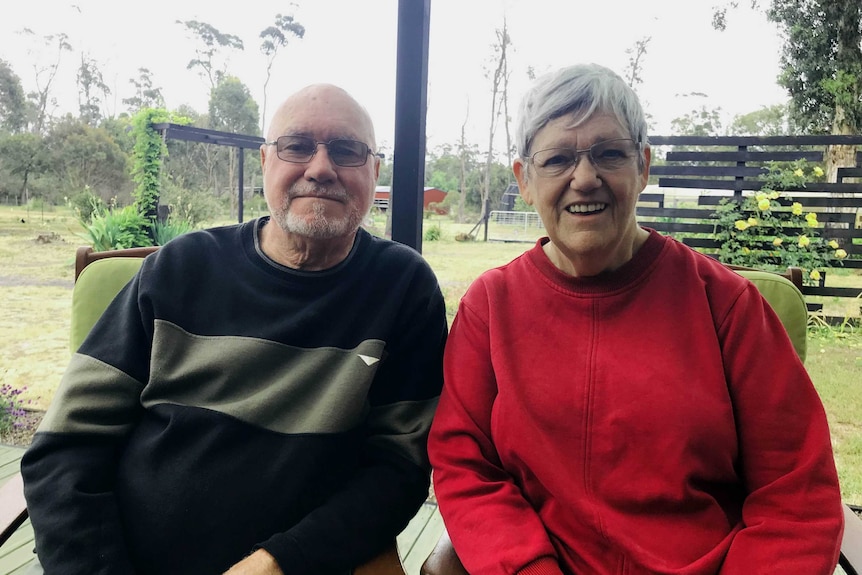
[825,105,857,182]
[458,106,468,224]
[825,104,858,235]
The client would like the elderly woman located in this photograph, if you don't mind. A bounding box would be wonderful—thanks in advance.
[427,63,843,575]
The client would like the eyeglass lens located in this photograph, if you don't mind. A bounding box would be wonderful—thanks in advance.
[275,136,370,167]
[531,138,637,176]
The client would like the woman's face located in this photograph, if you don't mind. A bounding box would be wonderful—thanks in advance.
[513,112,651,277]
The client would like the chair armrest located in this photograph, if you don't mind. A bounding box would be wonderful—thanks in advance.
[0,472,28,545]
[354,541,405,575]
[840,504,862,575]
[421,529,467,575]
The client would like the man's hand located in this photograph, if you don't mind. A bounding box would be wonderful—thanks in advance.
[223,549,284,575]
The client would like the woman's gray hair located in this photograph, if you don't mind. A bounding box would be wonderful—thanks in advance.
[515,63,649,171]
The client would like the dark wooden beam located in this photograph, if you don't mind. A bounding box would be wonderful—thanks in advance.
[650,135,862,146]
[390,0,431,252]
[151,123,263,149]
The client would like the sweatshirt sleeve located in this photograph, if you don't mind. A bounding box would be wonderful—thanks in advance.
[428,290,564,575]
[257,267,449,574]
[21,273,150,575]
[717,283,844,574]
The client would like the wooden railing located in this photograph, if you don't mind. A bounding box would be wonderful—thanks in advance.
[640,135,862,324]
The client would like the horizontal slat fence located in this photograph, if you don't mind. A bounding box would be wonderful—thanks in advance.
[640,135,862,324]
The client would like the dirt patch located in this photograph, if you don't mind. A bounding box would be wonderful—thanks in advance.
[0,275,73,288]
[0,410,44,448]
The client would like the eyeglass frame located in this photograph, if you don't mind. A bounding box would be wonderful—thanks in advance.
[263,135,383,167]
[524,137,643,178]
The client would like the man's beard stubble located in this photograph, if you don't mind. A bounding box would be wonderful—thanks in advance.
[271,184,367,240]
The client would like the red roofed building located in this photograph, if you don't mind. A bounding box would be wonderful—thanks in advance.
[374,186,448,214]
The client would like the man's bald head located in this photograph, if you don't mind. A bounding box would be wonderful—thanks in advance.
[267,84,376,151]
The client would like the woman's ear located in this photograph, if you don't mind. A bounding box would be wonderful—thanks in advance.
[640,145,652,188]
[513,159,533,206]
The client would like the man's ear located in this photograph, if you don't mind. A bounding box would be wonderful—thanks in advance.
[373,155,381,180]
[513,159,533,205]
[260,144,268,170]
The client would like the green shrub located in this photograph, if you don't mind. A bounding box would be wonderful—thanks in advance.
[713,161,847,285]
[424,223,442,241]
[160,183,222,226]
[83,205,153,251]
[152,218,194,246]
[70,189,106,224]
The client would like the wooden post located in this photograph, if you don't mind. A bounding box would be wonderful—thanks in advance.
[390,0,431,252]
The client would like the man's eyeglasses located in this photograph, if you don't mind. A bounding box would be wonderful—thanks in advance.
[265,135,376,167]
[526,138,640,177]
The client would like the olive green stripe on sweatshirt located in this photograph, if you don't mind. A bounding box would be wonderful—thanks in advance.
[37,353,146,437]
[140,320,387,434]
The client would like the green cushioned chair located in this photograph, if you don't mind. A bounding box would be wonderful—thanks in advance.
[70,256,150,352]
[733,268,808,362]
[69,245,158,351]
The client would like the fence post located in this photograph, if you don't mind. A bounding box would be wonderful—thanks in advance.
[734,144,747,201]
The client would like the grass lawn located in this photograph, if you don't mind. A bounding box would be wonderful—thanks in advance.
[1,206,860,504]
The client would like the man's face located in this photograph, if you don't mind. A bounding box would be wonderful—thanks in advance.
[261,87,379,240]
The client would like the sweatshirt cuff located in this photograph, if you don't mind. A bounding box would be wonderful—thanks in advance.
[516,556,566,575]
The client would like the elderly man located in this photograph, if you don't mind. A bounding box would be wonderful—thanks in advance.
[22,84,447,575]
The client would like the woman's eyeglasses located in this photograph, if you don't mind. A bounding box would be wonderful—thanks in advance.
[526,138,640,177]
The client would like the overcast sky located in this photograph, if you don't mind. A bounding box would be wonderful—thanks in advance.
[0,0,789,153]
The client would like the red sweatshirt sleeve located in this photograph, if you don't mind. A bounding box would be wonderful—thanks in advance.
[717,283,843,574]
[429,294,564,575]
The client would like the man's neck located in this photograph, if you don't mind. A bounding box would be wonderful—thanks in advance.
[259,218,358,271]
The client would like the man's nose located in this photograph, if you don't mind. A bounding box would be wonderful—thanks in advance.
[304,145,338,181]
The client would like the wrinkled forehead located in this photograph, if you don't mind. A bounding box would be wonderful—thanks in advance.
[534,111,629,145]
[557,106,627,134]
[270,86,376,146]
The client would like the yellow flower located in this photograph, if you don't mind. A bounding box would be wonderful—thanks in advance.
[798,235,810,248]
[793,168,804,177]
[768,191,779,200]
[734,220,749,231]
[806,212,818,227]
[835,249,847,259]
[791,202,803,215]
[747,217,758,227]
[742,247,751,255]
[773,237,783,246]
[829,240,839,249]
[757,198,771,211]
[755,192,767,201]
[809,269,821,282]
[813,166,824,177]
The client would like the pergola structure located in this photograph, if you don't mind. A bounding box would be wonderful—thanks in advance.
[150,123,263,221]
[154,0,431,253]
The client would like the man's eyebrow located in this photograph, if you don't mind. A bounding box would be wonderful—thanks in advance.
[281,129,365,142]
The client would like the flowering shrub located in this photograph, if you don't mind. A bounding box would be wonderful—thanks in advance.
[713,161,846,285]
[0,383,32,436]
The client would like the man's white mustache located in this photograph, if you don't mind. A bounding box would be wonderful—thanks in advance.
[288,185,350,202]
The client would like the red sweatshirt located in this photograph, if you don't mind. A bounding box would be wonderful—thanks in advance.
[428,230,843,575]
